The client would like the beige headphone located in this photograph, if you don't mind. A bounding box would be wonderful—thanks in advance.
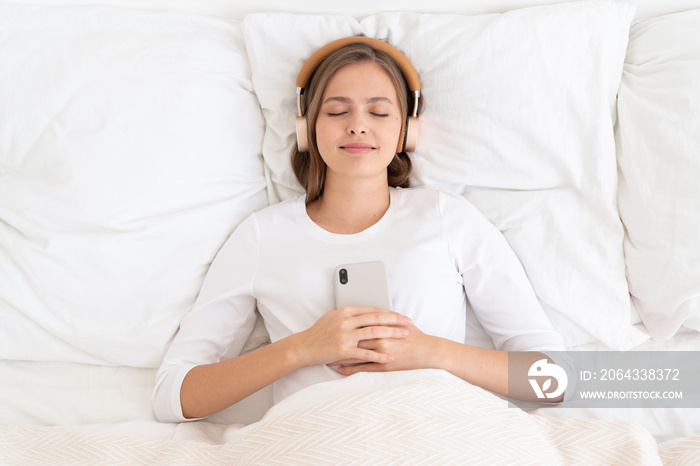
[295,36,421,154]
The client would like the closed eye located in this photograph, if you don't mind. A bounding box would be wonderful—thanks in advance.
[372,113,389,118]
[327,112,347,117]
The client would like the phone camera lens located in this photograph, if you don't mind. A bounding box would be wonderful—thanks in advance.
[339,268,348,285]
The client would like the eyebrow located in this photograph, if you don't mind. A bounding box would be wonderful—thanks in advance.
[322,96,395,105]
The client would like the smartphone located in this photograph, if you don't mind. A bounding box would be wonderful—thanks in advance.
[334,261,392,311]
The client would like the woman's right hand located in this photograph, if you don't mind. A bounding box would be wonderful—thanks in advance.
[293,306,412,367]
[178,307,411,419]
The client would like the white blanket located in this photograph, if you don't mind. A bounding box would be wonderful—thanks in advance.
[2,370,699,464]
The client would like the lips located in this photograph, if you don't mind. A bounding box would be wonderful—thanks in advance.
[340,142,375,154]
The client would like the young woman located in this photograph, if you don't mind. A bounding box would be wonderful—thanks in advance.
[152,37,567,422]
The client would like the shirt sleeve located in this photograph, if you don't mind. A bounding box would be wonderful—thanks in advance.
[438,190,566,353]
[152,214,260,423]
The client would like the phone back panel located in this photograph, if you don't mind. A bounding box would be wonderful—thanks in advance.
[334,261,392,311]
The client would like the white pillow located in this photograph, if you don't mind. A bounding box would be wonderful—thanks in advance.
[617,9,700,340]
[243,1,647,349]
[243,13,365,201]
[0,4,268,366]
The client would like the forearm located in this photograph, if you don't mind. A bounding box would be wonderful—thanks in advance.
[431,338,561,403]
[180,333,305,419]
[430,338,507,395]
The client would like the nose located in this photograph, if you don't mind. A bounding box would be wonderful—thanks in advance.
[347,113,368,136]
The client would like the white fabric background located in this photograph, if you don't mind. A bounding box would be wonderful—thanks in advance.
[617,8,700,340]
[0,5,269,366]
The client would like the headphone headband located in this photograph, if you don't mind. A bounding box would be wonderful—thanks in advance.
[296,36,421,92]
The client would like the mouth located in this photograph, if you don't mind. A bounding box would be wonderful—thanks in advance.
[340,142,376,154]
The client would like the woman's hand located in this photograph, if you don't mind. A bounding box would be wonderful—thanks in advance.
[293,306,413,367]
[326,322,562,404]
[328,323,441,375]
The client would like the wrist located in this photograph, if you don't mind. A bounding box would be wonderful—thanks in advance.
[279,331,312,369]
[425,335,453,371]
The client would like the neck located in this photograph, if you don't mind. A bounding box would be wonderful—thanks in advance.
[307,178,391,234]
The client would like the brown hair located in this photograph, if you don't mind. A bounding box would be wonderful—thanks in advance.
[291,41,421,203]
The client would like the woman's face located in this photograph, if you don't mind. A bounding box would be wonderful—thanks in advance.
[315,61,403,188]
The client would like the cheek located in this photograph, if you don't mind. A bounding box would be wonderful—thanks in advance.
[392,114,403,131]
[386,116,403,145]
[314,120,332,151]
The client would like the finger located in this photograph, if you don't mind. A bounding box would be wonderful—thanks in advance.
[342,307,412,325]
[327,344,392,365]
[351,348,394,365]
[340,306,390,316]
[358,339,388,351]
[326,358,367,366]
[356,340,374,350]
[356,313,412,330]
[356,326,408,342]
[338,362,386,376]
[329,339,381,363]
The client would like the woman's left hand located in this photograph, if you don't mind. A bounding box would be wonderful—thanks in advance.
[327,323,441,375]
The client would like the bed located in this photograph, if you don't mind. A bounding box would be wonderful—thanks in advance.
[1,0,700,463]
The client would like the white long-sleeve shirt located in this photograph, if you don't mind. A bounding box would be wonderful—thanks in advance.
[153,187,565,422]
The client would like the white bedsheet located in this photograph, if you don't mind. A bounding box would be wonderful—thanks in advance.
[529,327,700,446]
[2,369,700,464]
[2,324,699,449]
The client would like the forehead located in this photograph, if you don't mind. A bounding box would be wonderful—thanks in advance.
[322,61,399,101]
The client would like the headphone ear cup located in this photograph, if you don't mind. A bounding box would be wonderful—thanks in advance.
[400,115,419,153]
[296,115,309,152]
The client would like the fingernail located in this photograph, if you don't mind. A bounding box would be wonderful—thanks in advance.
[404,316,412,324]
[401,329,409,336]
